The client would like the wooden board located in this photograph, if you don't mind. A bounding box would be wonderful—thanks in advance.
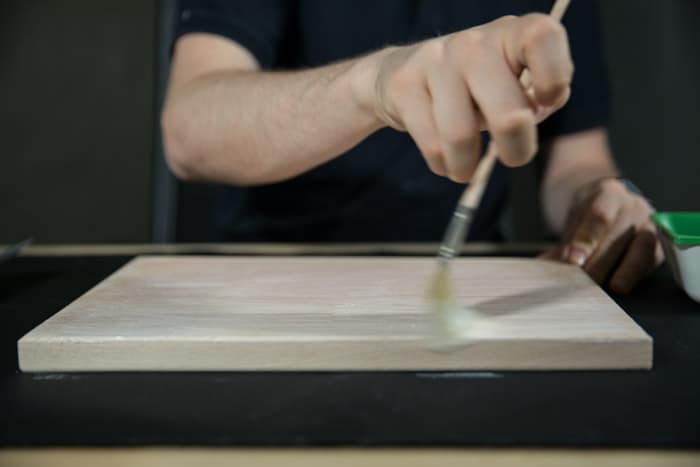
[17,256,652,371]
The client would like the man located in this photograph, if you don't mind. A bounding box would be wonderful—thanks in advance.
[162,0,662,293]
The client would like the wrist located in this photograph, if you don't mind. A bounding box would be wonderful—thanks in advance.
[348,46,401,130]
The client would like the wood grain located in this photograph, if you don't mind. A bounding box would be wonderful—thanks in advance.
[2,449,697,467]
[9,241,553,256]
[18,256,652,371]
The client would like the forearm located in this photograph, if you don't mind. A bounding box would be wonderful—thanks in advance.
[161,53,387,186]
[164,14,574,185]
[540,128,619,234]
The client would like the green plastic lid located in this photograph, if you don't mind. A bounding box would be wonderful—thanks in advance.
[652,212,700,246]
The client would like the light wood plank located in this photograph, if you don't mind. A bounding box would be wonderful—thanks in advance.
[18,256,652,371]
[5,241,552,257]
[1,449,697,467]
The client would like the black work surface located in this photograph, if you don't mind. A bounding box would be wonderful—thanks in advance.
[1,255,699,447]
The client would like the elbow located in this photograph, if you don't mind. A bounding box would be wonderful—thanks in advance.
[161,105,204,182]
[160,106,269,186]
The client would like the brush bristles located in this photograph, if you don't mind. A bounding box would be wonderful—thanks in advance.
[426,264,486,351]
[428,264,454,303]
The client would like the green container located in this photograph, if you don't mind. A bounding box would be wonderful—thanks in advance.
[652,212,700,303]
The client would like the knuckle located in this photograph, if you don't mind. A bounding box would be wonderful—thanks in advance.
[452,28,488,53]
[600,177,622,191]
[633,195,652,212]
[601,178,629,200]
[628,195,644,212]
[536,76,571,99]
[419,39,446,63]
[444,125,477,149]
[494,14,518,26]
[491,110,534,137]
[421,141,443,162]
[588,202,615,226]
[522,13,566,46]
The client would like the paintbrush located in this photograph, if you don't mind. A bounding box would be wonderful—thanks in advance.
[428,0,572,346]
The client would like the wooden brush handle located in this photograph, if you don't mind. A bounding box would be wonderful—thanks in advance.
[458,144,498,210]
[550,0,572,22]
[456,0,571,211]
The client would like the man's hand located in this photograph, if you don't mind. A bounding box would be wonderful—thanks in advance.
[352,14,573,183]
[542,178,664,293]
[165,14,572,186]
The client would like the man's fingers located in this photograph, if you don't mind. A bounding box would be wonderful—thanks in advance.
[539,245,565,261]
[531,85,571,124]
[564,189,622,266]
[503,13,573,108]
[609,222,663,294]
[584,224,635,285]
[584,192,654,284]
[458,31,537,167]
[427,67,481,182]
[398,85,447,176]
[566,220,607,266]
[379,13,573,178]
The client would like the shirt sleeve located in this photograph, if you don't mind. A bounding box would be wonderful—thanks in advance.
[174,0,294,69]
[538,0,610,140]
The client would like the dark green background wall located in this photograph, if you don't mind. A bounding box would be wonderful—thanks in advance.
[601,0,700,211]
[0,1,156,243]
[1,1,699,244]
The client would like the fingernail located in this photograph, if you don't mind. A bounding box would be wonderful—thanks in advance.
[567,247,588,267]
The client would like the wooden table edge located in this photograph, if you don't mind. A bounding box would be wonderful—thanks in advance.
[4,242,553,257]
[1,447,698,467]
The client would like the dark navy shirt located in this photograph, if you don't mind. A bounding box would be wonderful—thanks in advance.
[174,0,609,242]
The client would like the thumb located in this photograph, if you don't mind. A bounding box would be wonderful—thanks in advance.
[538,244,565,261]
[563,200,617,267]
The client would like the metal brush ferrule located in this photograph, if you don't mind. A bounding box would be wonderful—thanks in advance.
[437,205,474,264]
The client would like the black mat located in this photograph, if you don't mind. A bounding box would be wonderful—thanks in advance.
[1,255,699,447]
